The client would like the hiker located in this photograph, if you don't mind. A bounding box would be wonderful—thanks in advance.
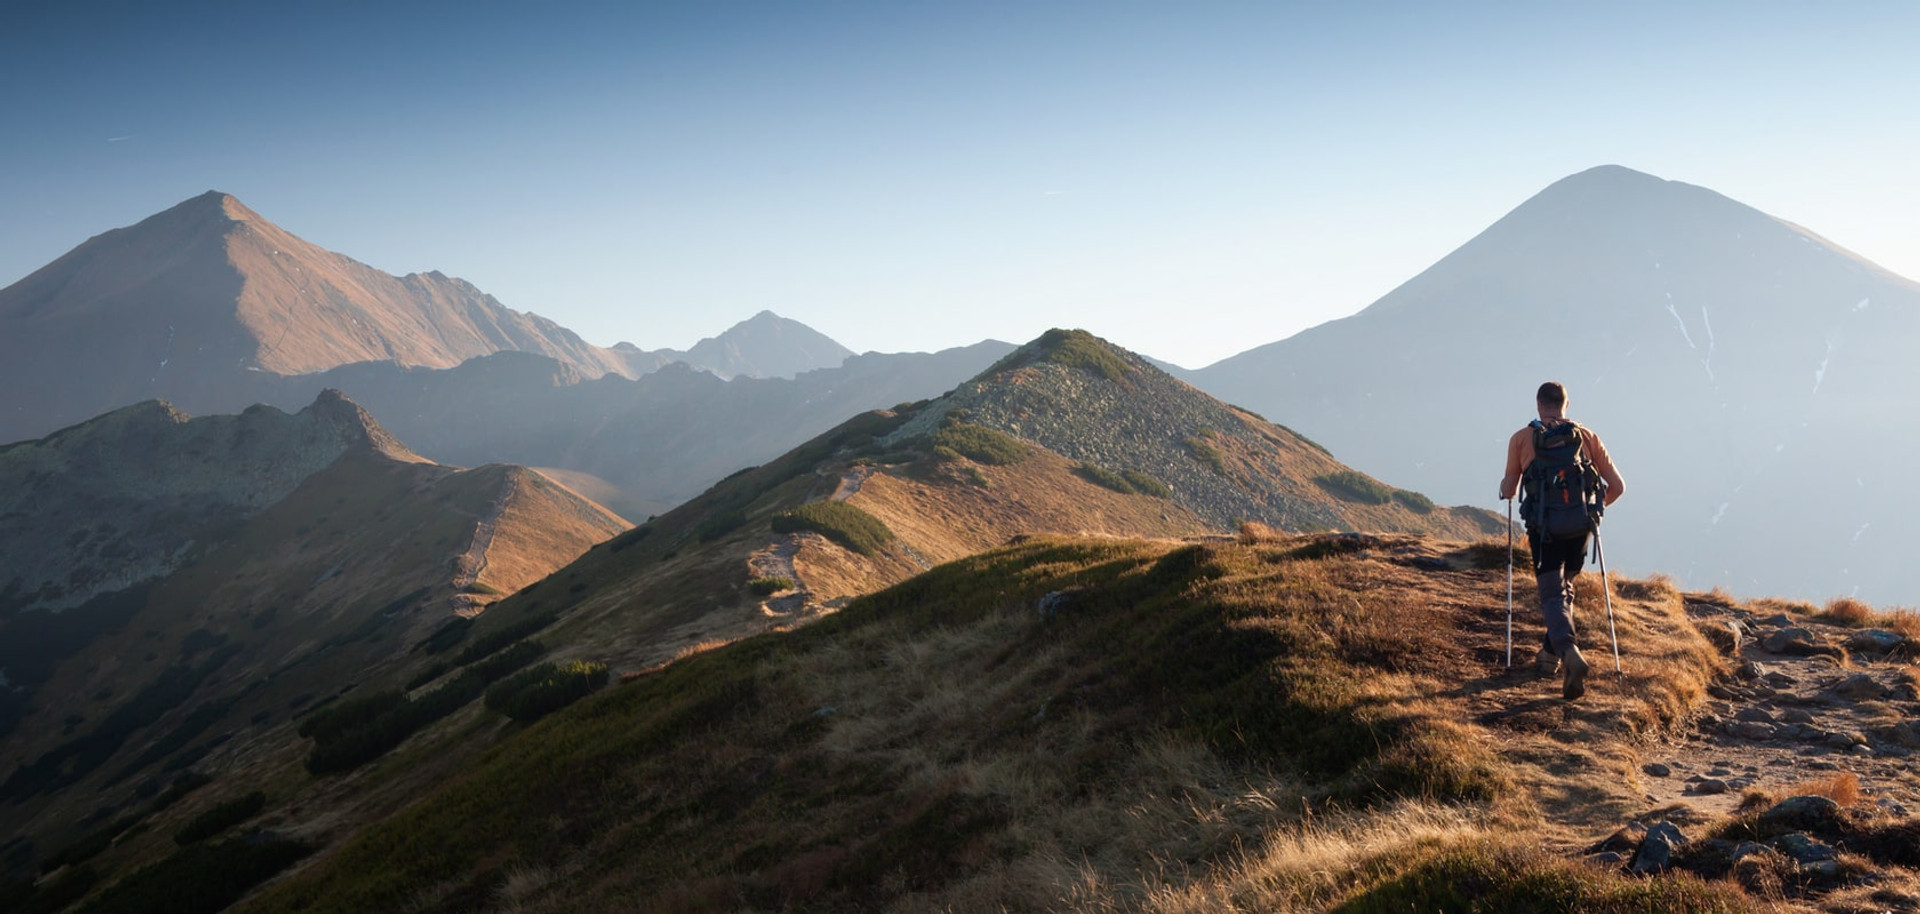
[1499,381,1624,699]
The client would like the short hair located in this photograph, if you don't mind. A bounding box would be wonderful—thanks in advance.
[1536,381,1567,408]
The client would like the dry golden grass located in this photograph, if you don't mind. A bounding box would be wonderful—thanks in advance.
[1878,607,1920,641]
[1237,520,1280,544]
[1791,772,1863,807]
[1818,596,1876,627]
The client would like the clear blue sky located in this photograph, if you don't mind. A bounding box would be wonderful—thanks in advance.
[4,1,1917,367]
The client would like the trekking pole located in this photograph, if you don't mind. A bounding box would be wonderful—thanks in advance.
[1594,528,1622,674]
[1505,497,1514,668]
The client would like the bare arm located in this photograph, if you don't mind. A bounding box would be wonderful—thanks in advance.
[1498,428,1526,500]
[1586,431,1625,506]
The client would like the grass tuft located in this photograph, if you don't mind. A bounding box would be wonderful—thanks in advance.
[1817,596,1875,627]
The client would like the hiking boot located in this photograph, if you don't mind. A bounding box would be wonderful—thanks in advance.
[1562,644,1591,701]
[1534,647,1560,677]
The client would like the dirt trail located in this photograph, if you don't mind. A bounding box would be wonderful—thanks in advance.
[1637,602,1919,818]
[450,471,520,612]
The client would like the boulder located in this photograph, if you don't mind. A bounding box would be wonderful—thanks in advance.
[1700,620,1744,655]
[1830,673,1887,701]
[1758,795,1841,831]
[1731,721,1776,741]
[1763,627,1824,654]
[1847,628,1906,654]
[1641,762,1673,778]
[1630,822,1689,875]
[1768,833,1835,863]
[1590,822,1647,854]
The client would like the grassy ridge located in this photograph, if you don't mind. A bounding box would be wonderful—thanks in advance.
[247,535,1545,912]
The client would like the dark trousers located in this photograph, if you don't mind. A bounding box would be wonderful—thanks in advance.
[1529,529,1589,656]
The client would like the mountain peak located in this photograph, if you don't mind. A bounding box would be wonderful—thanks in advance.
[163,189,260,226]
[983,328,1141,384]
[300,388,426,463]
[682,312,854,379]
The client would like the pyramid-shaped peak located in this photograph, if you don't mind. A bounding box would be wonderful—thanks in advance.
[157,189,264,226]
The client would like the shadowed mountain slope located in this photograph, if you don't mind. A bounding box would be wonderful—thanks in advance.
[0,393,625,889]
[232,339,1016,519]
[236,531,1835,914]
[1190,165,1920,603]
[0,390,422,615]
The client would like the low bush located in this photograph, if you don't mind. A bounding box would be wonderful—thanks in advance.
[932,422,1030,466]
[173,791,266,845]
[453,611,557,666]
[1184,436,1228,474]
[1391,489,1435,513]
[484,660,610,723]
[1316,470,1393,505]
[748,577,794,596]
[305,642,546,774]
[771,502,895,556]
[73,836,311,914]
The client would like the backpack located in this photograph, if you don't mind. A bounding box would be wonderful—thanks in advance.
[1521,419,1604,540]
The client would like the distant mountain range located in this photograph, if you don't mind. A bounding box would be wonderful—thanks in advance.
[0,193,855,444]
[0,390,623,822]
[1187,164,1920,603]
[0,328,1491,905]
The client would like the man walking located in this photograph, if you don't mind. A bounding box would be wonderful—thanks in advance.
[1499,381,1624,699]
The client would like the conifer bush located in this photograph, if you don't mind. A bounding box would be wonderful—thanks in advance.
[771,502,895,556]
[931,422,1031,466]
[484,660,610,723]
[173,791,266,845]
[1315,470,1393,505]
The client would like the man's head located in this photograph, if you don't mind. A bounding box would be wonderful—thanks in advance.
[1537,381,1568,416]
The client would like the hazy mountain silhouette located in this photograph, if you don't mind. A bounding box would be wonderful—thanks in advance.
[0,194,859,443]
[1190,164,1920,602]
[677,309,855,379]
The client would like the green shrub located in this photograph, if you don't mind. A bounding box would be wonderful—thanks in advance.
[1034,328,1134,382]
[771,502,896,556]
[149,771,212,811]
[415,617,472,654]
[748,576,794,596]
[484,661,610,723]
[73,836,311,914]
[1073,464,1174,499]
[1120,470,1172,499]
[304,642,546,774]
[40,815,141,874]
[1184,436,1228,475]
[1073,463,1133,493]
[453,611,557,666]
[696,509,749,542]
[1392,489,1435,513]
[173,791,266,845]
[1315,471,1393,505]
[405,661,449,691]
[932,422,1030,466]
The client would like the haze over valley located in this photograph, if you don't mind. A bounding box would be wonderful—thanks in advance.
[8,5,1920,911]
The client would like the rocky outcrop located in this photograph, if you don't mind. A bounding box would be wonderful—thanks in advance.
[0,390,412,613]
